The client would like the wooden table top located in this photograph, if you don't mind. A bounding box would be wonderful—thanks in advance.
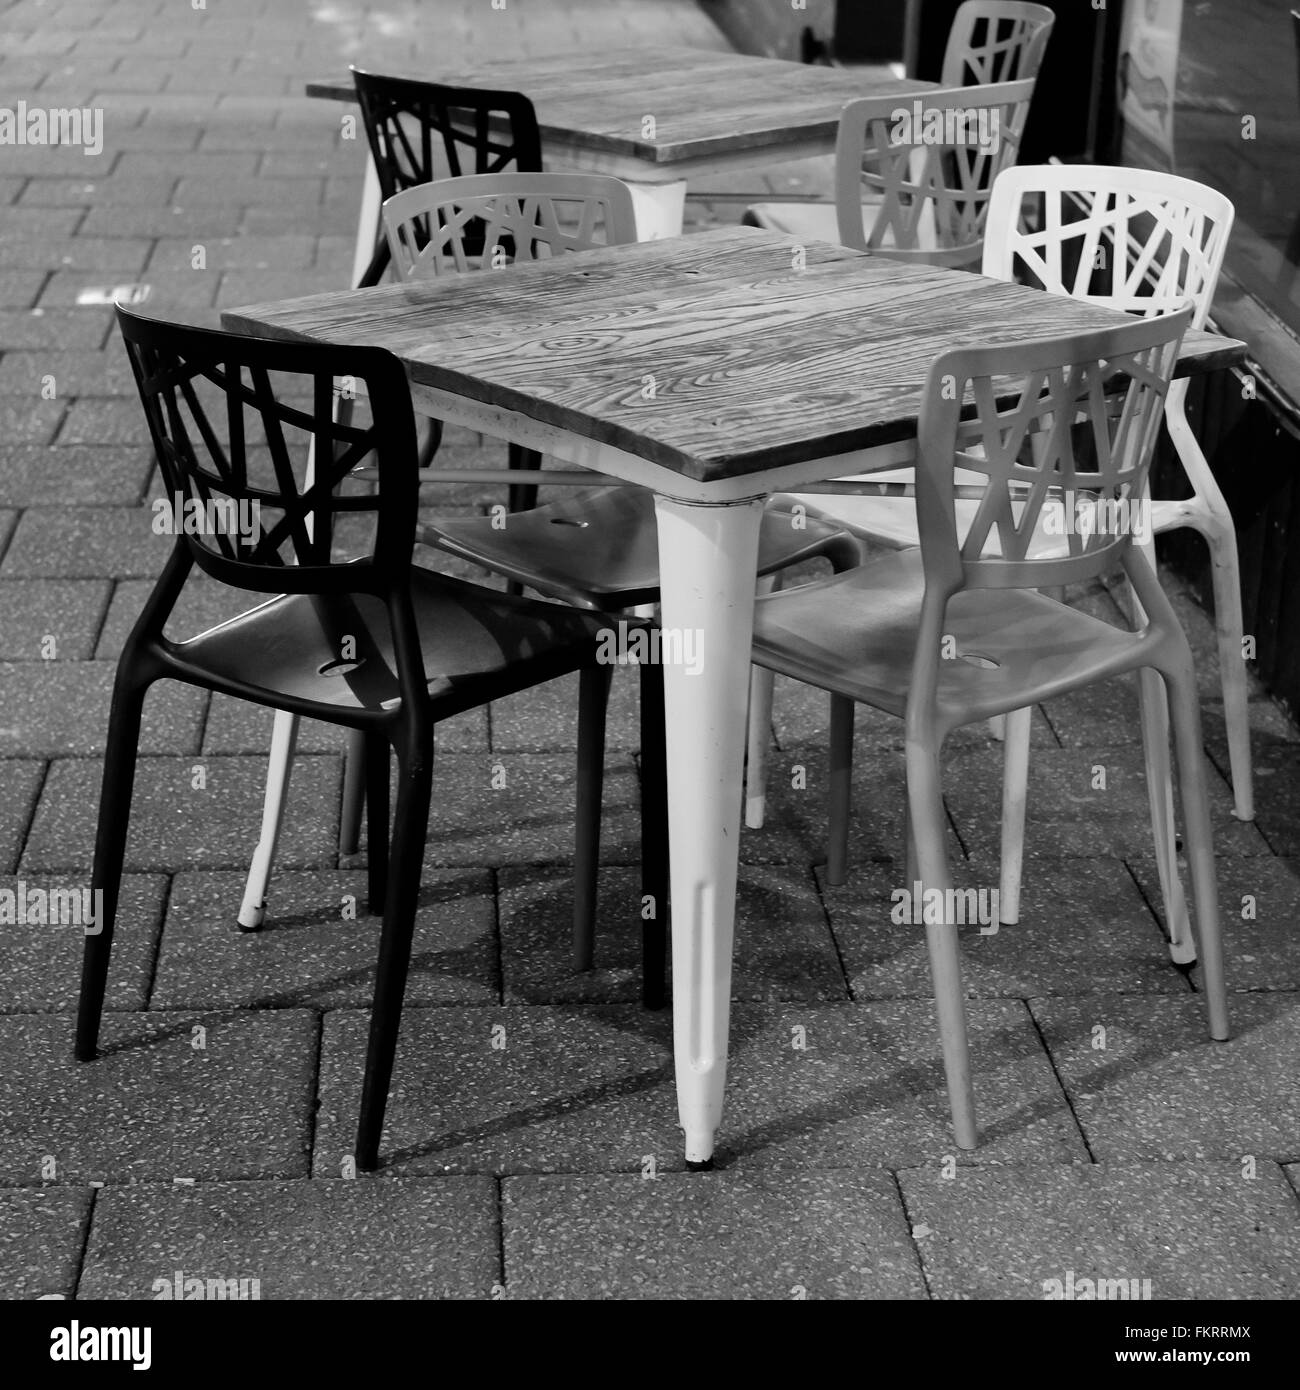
[307,46,931,167]
[224,227,1248,486]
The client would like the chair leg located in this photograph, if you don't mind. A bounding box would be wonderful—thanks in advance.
[906,739,977,1150]
[826,694,855,887]
[1201,513,1254,822]
[77,671,151,1060]
[744,573,780,830]
[573,663,612,972]
[354,722,434,1172]
[639,658,669,1010]
[997,707,1033,926]
[507,442,542,516]
[744,663,775,829]
[339,728,367,858]
[1160,660,1230,1041]
[365,731,391,916]
[237,709,300,931]
[1127,545,1196,966]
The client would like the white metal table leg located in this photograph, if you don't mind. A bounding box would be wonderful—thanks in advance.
[626,179,688,241]
[350,152,383,289]
[653,494,765,1167]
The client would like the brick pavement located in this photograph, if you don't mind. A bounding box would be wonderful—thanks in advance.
[0,0,1298,1301]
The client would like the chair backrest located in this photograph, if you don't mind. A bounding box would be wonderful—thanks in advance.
[981,164,1235,330]
[942,1,1055,85]
[913,306,1193,602]
[835,79,1036,268]
[352,68,543,197]
[383,172,638,280]
[116,307,420,598]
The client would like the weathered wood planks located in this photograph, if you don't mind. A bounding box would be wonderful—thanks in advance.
[224,226,1248,484]
[307,46,931,167]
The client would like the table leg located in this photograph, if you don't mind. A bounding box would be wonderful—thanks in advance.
[626,179,688,240]
[350,151,383,289]
[653,494,765,1167]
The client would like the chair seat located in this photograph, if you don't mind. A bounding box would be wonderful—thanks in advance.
[171,567,608,714]
[751,549,1145,726]
[422,486,859,610]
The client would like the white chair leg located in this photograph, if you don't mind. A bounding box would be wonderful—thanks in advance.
[745,575,779,830]
[997,706,1032,925]
[986,714,1006,740]
[339,728,367,857]
[237,710,300,930]
[1128,544,1196,966]
[1201,511,1254,821]
[907,740,977,1150]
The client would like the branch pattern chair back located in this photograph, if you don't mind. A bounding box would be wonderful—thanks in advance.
[914,308,1192,613]
[120,310,420,606]
[981,164,1234,326]
[351,68,543,285]
[835,79,1036,268]
[941,1,1056,85]
[384,172,638,280]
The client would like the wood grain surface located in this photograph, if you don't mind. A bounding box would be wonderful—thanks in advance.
[307,47,932,166]
[224,226,1248,485]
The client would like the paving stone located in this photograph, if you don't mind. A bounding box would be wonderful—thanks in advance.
[22,754,341,873]
[314,1004,681,1175]
[1030,992,1300,1161]
[0,663,206,757]
[0,578,110,658]
[490,666,642,753]
[0,1010,316,1185]
[502,1170,924,1299]
[1233,745,1300,855]
[0,1187,93,1300]
[0,239,151,273]
[0,348,137,397]
[0,271,49,309]
[0,309,112,351]
[19,175,178,207]
[419,752,641,869]
[0,872,165,1013]
[1127,855,1300,993]
[55,396,158,444]
[499,862,845,1006]
[147,235,317,273]
[0,397,65,443]
[712,1001,1087,1168]
[0,446,151,506]
[944,745,1270,861]
[152,868,498,1009]
[822,857,1194,1000]
[79,1177,498,1299]
[79,204,243,239]
[2,506,172,577]
[898,1161,1300,1300]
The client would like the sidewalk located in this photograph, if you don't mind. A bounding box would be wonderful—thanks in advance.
[1,0,1298,1300]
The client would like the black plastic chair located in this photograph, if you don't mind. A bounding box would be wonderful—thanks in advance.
[351,67,547,514]
[77,307,664,1170]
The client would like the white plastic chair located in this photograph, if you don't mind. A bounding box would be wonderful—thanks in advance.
[776,166,1243,965]
[750,306,1229,1149]
[742,0,1054,243]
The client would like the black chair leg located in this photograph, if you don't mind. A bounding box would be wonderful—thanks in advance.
[573,663,612,972]
[355,723,434,1172]
[365,731,391,916]
[76,671,151,1060]
[638,658,669,1010]
[506,442,543,516]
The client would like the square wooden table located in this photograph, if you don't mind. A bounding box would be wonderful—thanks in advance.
[307,45,934,272]
[226,226,1246,1165]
